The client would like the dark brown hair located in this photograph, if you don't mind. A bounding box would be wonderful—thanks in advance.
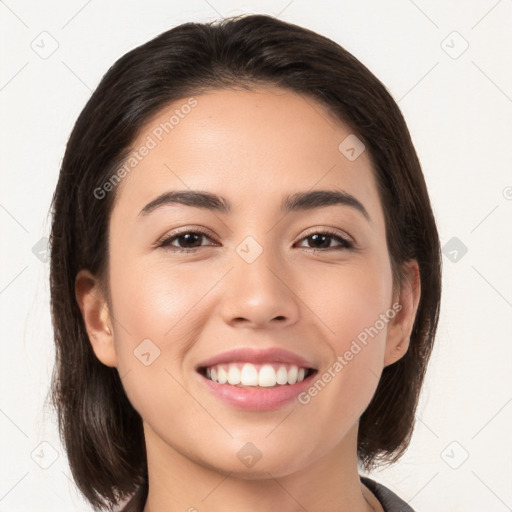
[49,13,441,512]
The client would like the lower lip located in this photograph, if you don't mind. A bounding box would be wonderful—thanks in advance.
[198,371,316,411]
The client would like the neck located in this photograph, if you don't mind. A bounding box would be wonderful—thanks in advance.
[141,423,379,512]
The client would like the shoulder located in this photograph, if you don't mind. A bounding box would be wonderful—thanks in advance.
[360,476,415,512]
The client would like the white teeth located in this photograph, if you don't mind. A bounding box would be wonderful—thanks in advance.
[227,365,241,385]
[240,363,259,386]
[258,364,277,387]
[276,366,288,385]
[204,362,310,387]
[217,366,228,384]
[287,365,298,384]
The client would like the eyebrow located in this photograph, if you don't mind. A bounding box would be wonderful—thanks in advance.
[139,189,371,221]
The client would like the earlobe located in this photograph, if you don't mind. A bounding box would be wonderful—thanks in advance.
[384,260,421,367]
[75,269,118,368]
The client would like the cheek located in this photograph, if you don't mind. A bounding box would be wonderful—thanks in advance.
[298,304,390,439]
[107,259,220,394]
[109,258,216,344]
[304,255,393,348]
[298,256,393,405]
[106,261,205,420]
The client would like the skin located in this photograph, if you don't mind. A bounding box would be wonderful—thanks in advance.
[76,86,420,512]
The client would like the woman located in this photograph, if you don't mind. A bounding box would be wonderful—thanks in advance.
[49,14,441,512]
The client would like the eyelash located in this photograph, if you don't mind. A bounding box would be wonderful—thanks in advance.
[156,228,355,253]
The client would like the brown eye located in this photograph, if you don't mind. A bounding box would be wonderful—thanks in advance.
[158,230,217,252]
[296,231,354,250]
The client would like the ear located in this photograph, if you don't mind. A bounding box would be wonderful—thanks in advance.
[384,260,421,367]
[75,269,117,367]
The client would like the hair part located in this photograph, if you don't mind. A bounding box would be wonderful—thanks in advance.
[49,13,441,511]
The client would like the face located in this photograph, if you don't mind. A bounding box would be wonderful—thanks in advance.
[79,86,417,479]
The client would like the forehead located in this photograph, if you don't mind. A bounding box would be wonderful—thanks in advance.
[112,86,383,225]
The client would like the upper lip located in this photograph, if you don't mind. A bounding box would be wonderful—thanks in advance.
[196,347,317,370]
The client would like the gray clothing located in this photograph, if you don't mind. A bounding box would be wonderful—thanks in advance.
[361,476,415,512]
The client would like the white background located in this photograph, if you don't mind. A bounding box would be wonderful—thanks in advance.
[1,1,511,511]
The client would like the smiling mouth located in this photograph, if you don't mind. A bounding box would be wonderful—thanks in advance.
[197,362,317,388]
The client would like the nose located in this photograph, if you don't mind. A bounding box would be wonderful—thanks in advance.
[220,248,300,329]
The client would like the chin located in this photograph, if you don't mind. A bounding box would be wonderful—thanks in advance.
[192,444,306,480]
